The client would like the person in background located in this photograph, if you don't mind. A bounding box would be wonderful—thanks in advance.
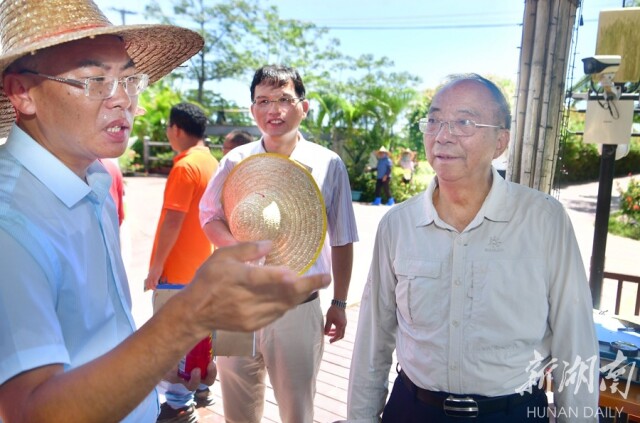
[100,158,126,226]
[398,147,417,184]
[347,73,598,422]
[145,102,219,422]
[0,2,330,422]
[371,146,394,206]
[200,64,359,423]
[222,129,254,155]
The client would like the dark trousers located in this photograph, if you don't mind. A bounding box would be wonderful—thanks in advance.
[381,375,550,423]
[374,178,392,200]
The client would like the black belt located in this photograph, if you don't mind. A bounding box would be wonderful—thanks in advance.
[399,370,542,418]
[301,291,318,304]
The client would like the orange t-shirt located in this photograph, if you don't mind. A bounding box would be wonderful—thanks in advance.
[150,146,218,284]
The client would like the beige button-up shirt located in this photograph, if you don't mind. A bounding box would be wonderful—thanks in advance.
[348,168,599,422]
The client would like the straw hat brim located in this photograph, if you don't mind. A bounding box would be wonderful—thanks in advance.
[222,153,327,275]
[375,146,391,154]
[0,24,203,137]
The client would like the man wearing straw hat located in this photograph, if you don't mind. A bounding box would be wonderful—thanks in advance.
[0,2,330,422]
[371,145,394,206]
[200,65,359,423]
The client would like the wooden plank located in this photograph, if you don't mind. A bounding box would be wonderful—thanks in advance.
[196,303,398,422]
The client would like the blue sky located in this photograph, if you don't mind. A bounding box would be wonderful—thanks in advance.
[95,0,623,107]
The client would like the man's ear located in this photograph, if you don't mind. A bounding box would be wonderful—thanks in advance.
[3,74,37,116]
[493,128,510,159]
[301,98,310,118]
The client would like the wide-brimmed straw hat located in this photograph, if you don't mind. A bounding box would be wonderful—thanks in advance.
[376,146,391,156]
[222,153,327,275]
[0,0,204,137]
[401,147,416,158]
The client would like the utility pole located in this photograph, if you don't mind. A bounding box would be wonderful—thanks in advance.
[110,7,137,25]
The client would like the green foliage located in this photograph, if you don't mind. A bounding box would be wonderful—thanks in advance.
[118,147,142,175]
[618,177,640,223]
[132,79,184,143]
[129,0,638,213]
[303,73,420,197]
[608,211,640,240]
[145,0,346,104]
[555,110,640,184]
[350,160,433,203]
[389,162,433,203]
[129,80,212,172]
[554,113,601,184]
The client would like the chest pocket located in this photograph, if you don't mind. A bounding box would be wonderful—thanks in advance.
[394,259,445,328]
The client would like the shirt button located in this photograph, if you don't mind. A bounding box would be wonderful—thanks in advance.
[454,279,461,286]
[452,320,459,327]
[450,363,457,370]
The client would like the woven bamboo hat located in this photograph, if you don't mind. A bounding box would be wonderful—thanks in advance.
[376,146,391,156]
[222,153,327,275]
[0,0,204,137]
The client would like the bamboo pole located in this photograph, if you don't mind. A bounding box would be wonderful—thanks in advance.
[535,0,560,191]
[509,0,538,183]
[521,0,551,187]
[510,0,580,193]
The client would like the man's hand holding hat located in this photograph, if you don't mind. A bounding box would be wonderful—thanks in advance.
[167,240,331,336]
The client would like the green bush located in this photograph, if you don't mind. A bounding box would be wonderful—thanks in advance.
[349,161,433,203]
[607,176,640,240]
[619,177,640,222]
[118,146,142,175]
[555,136,640,185]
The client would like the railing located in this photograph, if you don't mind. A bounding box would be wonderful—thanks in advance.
[604,271,640,316]
[142,136,171,172]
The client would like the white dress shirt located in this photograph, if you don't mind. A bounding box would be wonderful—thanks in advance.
[199,136,359,276]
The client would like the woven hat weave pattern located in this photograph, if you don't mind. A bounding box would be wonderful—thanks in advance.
[0,0,204,137]
[222,153,327,275]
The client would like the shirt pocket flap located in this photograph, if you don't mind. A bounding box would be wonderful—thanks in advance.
[395,259,441,279]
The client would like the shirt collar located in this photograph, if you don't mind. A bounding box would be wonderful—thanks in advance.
[481,167,511,223]
[418,166,512,228]
[5,124,110,208]
[259,133,313,172]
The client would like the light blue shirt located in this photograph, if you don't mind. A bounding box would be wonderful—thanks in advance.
[375,155,392,180]
[0,125,158,422]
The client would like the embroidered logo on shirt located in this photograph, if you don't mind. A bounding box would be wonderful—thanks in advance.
[485,236,504,252]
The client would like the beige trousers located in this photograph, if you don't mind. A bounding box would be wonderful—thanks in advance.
[217,297,324,423]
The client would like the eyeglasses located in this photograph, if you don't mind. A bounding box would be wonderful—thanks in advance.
[418,117,503,137]
[252,97,304,108]
[20,70,149,100]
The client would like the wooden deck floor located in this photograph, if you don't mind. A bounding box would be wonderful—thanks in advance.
[195,304,397,422]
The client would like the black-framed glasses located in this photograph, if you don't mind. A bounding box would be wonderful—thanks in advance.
[418,117,503,137]
[20,70,149,100]
[252,97,305,108]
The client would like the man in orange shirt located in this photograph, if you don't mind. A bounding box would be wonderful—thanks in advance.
[145,102,219,422]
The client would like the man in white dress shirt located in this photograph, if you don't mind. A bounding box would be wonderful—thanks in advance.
[200,65,359,423]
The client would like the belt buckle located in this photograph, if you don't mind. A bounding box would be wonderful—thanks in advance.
[443,395,479,418]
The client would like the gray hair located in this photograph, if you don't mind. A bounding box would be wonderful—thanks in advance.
[441,73,511,130]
